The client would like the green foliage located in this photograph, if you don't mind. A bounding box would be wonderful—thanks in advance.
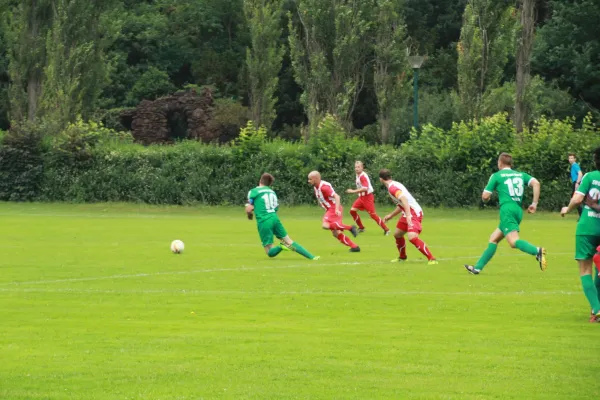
[232,120,267,159]
[533,0,600,116]
[244,0,284,130]
[126,67,176,105]
[373,0,408,144]
[0,112,596,209]
[456,1,517,120]
[0,122,44,201]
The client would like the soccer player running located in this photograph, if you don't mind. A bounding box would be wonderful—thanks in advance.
[378,169,438,264]
[246,173,319,260]
[561,146,600,322]
[465,152,546,275]
[308,171,360,252]
[345,161,390,235]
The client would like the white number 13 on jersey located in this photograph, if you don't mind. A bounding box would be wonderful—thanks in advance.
[504,177,524,197]
[262,193,278,212]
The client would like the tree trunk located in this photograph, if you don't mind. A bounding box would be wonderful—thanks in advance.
[380,114,391,144]
[515,0,535,133]
[27,0,40,121]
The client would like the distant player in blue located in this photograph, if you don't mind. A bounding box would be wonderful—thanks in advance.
[569,153,583,218]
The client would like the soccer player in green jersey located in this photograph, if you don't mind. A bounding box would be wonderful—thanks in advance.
[246,173,319,260]
[465,153,547,274]
[561,146,600,322]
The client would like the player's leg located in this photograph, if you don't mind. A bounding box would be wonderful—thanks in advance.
[364,196,389,234]
[502,207,546,271]
[327,207,358,237]
[259,221,282,258]
[277,218,320,261]
[391,227,407,262]
[325,214,359,251]
[575,236,600,322]
[350,198,365,231]
[505,231,547,271]
[592,244,600,307]
[406,216,436,264]
[465,229,504,274]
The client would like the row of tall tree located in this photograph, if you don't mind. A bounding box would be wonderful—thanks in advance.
[0,0,598,143]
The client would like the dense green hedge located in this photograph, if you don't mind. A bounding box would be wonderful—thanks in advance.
[0,114,598,211]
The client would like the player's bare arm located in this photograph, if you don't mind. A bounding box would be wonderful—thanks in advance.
[346,187,368,194]
[245,203,254,220]
[333,193,342,216]
[528,178,540,214]
[482,191,492,202]
[398,195,413,227]
[561,193,585,216]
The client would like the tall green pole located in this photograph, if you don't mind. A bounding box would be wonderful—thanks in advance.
[413,68,419,129]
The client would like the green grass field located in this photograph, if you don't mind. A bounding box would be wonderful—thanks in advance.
[0,202,599,400]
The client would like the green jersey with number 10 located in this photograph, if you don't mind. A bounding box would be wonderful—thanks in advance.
[484,168,534,208]
[247,186,279,223]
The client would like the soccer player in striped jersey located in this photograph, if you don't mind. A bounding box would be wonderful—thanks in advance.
[308,171,360,252]
[378,169,438,265]
[346,161,390,235]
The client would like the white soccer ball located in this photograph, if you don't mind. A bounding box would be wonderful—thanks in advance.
[170,240,185,254]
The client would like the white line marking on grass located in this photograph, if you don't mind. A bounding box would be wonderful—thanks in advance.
[0,252,571,287]
[0,287,580,297]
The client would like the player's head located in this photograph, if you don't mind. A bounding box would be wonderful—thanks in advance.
[354,161,364,175]
[378,168,393,184]
[594,146,600,170]
[498,152,513,169]
[307,171,321,186]
[260,173,274,187]
[568,152,577,164]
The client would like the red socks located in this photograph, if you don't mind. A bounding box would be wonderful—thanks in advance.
[337,233,358,248]
[396,237,407,259]
[409,237,435,261]
[368,212,389,232]
[349,210,364,229]
[331,222,353,231]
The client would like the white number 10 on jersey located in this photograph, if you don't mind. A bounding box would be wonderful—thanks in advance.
[262,193,278,213]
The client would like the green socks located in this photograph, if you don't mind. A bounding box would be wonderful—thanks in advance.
[515,240,539,256]
[474,243,497,270]
[581,275,600,313]
[291,242,316,260]
[268,246,283,258]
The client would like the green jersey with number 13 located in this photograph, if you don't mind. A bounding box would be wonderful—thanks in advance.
[484,168,534,208]
[247,186,279,223]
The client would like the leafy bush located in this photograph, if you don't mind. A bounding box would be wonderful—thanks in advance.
[0,122,44,201]
[0,113,597,210]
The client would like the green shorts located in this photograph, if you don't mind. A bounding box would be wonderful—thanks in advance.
[257,217,288,247]
[575,235,600,260]
[499,205,523,235]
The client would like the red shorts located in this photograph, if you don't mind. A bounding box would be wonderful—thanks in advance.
[323,206,343,225]
[396,211,423,234]
[351,194,376,213]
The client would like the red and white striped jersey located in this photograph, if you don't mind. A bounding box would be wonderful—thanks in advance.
[314,180,337,211]
[386,180,423,216]
[355,172,374,196]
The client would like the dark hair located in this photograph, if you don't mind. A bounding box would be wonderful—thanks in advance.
[499,152,513,167]
[594,147,600,170]
[568,152,577,159]
[260,173,275,186]
[378,168,392,180]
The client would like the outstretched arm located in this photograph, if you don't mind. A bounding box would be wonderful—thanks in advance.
[561,193,585,216]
